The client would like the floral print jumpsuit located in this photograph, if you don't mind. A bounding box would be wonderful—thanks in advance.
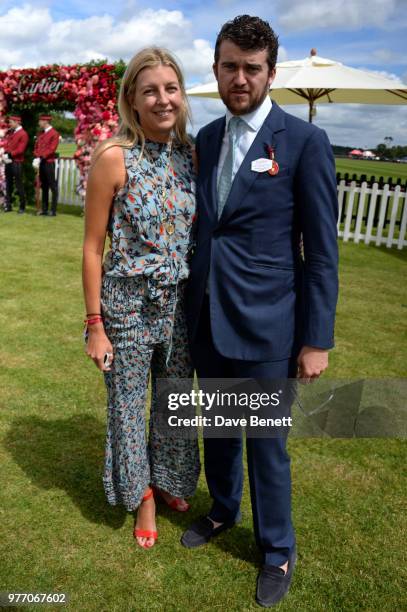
[100,139,200,512]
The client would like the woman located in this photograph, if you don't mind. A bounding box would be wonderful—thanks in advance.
[82,47,200,549]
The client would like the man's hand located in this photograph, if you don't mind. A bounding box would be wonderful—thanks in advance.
[297,346,329,383]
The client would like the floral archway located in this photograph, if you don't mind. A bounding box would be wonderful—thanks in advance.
[0,62,120,203]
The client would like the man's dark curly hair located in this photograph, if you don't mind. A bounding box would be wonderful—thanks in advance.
[214,15,279,71]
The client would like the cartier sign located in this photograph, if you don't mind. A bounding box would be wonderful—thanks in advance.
[17,76,65,96]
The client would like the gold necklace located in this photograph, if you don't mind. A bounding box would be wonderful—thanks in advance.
[144,139,176,236]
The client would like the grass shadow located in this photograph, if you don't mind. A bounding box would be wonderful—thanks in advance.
[369,243,407,263]
[58,203,84,217]
[4,414,127,529]
[210,522,261,565]
[5,413,259,564]
[155,479,261,566]
[9,204,83,218]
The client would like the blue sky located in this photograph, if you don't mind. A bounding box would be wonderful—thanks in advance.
[1,0,406,147]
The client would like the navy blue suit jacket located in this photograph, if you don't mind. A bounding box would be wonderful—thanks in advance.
[186,101,339,361]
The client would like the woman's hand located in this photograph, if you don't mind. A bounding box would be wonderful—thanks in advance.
[85,323,114,372]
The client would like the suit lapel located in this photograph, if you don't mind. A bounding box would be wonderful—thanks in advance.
[218,102,286,224]
[200,117,225,222]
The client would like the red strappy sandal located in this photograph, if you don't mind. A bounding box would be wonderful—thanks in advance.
[152,485,190,512]
[133,488,158,549]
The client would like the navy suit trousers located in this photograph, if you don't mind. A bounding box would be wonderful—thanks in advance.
[191,296,297,566]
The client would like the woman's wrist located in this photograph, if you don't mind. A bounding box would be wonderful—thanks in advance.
[87,321,105,332]
[84,314,103,325]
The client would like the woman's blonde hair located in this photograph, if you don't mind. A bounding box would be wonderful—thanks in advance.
[94,47,191,160]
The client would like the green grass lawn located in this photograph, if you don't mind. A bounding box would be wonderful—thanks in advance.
[57,142,77,158]
[335,159,407,183]
[0,209,406,611]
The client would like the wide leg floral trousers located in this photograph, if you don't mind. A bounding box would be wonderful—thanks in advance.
[101,275,200,512]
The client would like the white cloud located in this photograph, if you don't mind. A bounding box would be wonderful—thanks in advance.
[0,4,52,44]
[324,40,407,70]
[277,46,288,62]
[0,4,214,79]
[372,49,400,64]
[282,103,407,148]
[279,0,396,32]
[1,3,406,148]
[176,39,215,82]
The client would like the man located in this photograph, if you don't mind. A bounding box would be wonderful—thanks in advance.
[34,114,60,216]
[182,15,339,608]
[3,115,29,213]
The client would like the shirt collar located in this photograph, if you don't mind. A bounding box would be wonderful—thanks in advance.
[225,95,272,133]
[14,126,22,132]
[44,126,52,133]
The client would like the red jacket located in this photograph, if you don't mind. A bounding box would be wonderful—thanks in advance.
[34,127,60,162]
[4,127,29,162]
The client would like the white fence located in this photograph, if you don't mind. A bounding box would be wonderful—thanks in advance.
[337,180,407,250]
[56,159,407,250]
[56,158,83,206]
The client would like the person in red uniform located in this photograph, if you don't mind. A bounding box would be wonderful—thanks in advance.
[4,115,29,213]
[34,114,60,216]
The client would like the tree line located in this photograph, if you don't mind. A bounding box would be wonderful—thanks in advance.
[332,143,407,160]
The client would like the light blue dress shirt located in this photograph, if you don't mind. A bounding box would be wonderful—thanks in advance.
[217,95,272,184]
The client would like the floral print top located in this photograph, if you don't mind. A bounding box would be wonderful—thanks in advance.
[103,139,196,301]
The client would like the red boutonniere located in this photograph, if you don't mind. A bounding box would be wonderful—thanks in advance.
[266,146,279,176]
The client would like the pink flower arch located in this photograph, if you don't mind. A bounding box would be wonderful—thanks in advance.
[0,63,119,201]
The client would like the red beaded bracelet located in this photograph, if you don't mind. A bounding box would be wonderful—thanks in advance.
[84,316,103,325]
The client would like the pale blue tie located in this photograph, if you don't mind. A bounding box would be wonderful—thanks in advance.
[217,116,241,218]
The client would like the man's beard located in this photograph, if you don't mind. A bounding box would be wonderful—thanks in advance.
[219,82,271,115]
